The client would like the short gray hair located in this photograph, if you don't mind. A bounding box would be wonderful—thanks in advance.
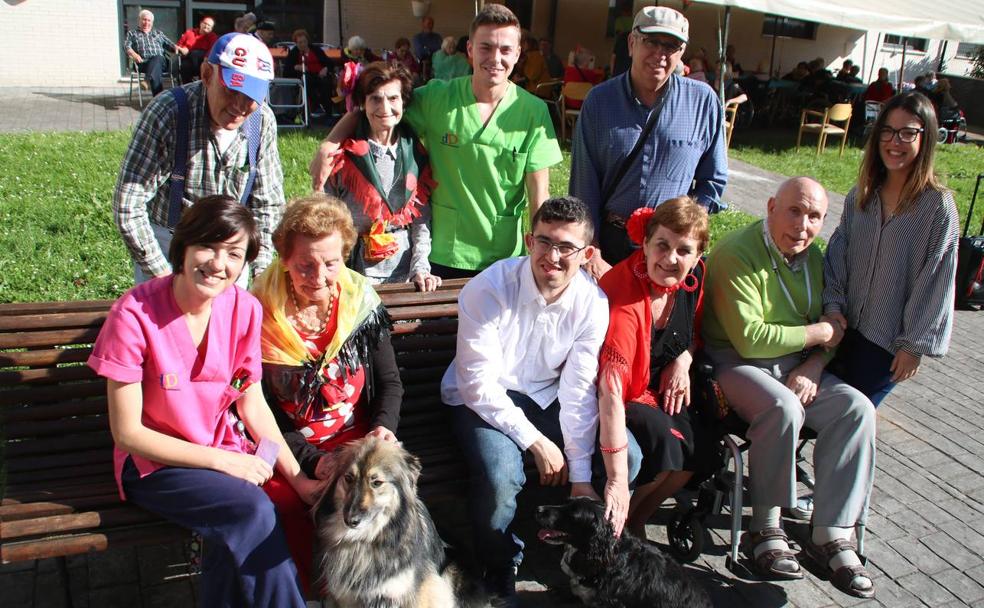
[138,9,154,20]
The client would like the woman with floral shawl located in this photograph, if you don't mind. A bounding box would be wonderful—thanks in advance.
[326,61,441,291]
[252,194,403,594]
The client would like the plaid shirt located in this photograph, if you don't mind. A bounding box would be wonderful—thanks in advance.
[124,28,175,59]
[113,81,285,278]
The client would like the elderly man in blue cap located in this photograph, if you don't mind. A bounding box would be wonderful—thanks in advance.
[114,32,285,286]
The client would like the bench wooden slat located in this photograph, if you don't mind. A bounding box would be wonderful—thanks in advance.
[1,398,107,423]
[0,311,109,332]
[0,347,92,369]
[4,431,113,458]
[0,381,104,407]
[389,304,458,322]
[1,506,157,541]
[1,523,187,564]
[3,480,120,503]
[0,327,102,349]
[5,448,110,473]
[390,319,457,336]
[0,364,96,386]
[0,301,114,317]
[4,414,108,440]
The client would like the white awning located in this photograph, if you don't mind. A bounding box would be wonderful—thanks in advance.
[694,0,984,43]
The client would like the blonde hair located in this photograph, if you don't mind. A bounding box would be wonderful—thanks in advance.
[273,195,358,260]
[857,91,945,214]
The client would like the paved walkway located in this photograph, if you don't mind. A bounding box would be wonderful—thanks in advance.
[1,87,982,608]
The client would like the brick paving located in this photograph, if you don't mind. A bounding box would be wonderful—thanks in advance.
[1,88,982,607]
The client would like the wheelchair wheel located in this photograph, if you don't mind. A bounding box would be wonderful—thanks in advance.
[937,127,949,144]
[667,511,705,562]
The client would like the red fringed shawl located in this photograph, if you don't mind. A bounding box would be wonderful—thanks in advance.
[598,249,705,406]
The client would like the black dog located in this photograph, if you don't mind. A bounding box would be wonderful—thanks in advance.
[536,497,711,608]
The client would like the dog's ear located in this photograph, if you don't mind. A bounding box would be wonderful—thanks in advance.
[403,450,423,485]
[585,513,617,568]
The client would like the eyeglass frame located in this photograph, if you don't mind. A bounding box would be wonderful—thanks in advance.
[530,235,589,258]
[877,125,924,143]
[632,30,685,55]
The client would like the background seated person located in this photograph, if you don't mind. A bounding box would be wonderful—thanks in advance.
[338,36,380,112]
[702,177,876,599]
[686,56,709,83]
[253,21,276,47]
[598,197,714,537]
[175,15,217,84]
[562,47,604,109]
[390,37,422,84]
[324,62,440,291]
[285,29,334,116]
[442,197,639,602]
[782,61,810,82]
[431,35,471,81]
[89,195,319,607]
[252,194,403,594]
[124,9,176,96]
[863,68,895,103]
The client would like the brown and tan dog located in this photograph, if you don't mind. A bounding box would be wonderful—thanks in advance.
[314,437,491,608]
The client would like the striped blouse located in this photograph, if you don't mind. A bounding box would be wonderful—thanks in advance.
[823,186,959,357]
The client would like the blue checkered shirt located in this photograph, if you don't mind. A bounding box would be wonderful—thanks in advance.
[569,73,728,230]
[113,81,285,278]
[124,29,175,59]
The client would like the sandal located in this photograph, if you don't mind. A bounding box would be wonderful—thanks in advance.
[804,538,876,599]
[739,527,804,580]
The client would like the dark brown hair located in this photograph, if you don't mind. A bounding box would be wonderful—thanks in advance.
[531,196,594,244]
[169,195,259,272]
[470,3,520,36]
[856,91,944,214]
[273,194,358,260]
[351,61,414,108]
[645,196,709,253]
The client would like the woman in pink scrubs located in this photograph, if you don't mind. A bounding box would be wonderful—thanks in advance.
[88,195,321,608]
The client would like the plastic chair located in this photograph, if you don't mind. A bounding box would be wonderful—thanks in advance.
[534,78,563,118]
[724,101,740,149]
[559,81,593,142]
[268,77,309,128]
[796,102,852,156]
[128,57,178,108]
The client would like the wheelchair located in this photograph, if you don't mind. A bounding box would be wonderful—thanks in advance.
[664,356,865,573]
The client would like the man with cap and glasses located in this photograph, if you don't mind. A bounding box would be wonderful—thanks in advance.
[114,32,285,286]
[570,6,727,278]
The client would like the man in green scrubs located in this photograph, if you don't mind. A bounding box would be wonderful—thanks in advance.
[311,4,562,278]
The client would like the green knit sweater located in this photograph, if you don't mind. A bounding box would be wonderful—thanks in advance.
[703,219,824,359]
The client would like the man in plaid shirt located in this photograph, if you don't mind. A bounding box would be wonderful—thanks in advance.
[114,33,284,285]
[124,9,175,96]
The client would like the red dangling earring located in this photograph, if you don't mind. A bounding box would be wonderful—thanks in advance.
[680,272,699,293]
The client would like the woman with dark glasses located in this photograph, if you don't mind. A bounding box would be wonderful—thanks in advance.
[823,91,959,406]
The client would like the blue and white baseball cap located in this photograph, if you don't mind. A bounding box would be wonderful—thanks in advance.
[207,33,275,103]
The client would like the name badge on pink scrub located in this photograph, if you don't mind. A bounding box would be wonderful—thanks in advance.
[160,373,180,390]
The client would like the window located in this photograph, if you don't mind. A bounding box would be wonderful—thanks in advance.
[762,15,817,40]
[883,35,928,52]
[956,42,982,58]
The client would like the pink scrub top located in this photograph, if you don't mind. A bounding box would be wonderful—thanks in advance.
[88,276,263,500]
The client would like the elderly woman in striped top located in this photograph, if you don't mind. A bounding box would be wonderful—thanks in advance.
[823,91,959,406]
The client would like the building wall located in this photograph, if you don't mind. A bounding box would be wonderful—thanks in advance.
[0,0,122,86]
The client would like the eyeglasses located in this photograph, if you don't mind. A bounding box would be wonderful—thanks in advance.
[531,235,587,258]
[877,126,924,143]
[634,33,684,55]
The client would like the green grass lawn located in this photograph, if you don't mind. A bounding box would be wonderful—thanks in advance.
[1,125,979,303]
[730,127,984,233]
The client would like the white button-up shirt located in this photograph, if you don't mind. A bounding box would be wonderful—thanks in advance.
[441,256,610,482]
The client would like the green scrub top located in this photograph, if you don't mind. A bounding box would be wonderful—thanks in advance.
[405,76,563,271]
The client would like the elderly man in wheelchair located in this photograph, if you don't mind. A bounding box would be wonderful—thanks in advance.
[702,177,877,599]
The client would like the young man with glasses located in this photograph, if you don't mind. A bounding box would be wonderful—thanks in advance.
[570,6,727,278]
[440,196,639,603]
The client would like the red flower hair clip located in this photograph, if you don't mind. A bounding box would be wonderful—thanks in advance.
[626,207,655,245]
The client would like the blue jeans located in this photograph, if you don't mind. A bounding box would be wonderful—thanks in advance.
[452,391,641,577]
[829,329,897,407]
[138,55,165,95]
[122,458,305,608]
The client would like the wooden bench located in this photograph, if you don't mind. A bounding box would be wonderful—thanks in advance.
[0,279,468,571]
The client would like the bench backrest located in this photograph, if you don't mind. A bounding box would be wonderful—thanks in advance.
[0,279,467,503]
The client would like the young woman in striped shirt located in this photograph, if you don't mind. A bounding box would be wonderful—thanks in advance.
[823,91,959,406]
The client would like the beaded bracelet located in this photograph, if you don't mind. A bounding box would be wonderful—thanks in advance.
[599,442,629,454]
